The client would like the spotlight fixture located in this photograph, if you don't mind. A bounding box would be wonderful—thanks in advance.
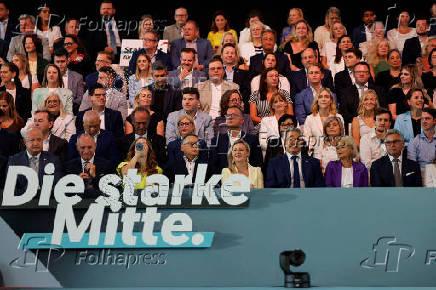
[279,249,310,288]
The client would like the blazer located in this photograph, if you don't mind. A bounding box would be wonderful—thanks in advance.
[167,68,207,89]
[226,68,251,110]
[209,131,263,175]
[351,24,367,48]
[0,154,7,188]
[128,49,172,74]
[85,71,124,92]
[334,69,353,91]
[222,165,264,189]
[64,156,114,197]
[165,109,213,146]
[48,134,68,164]
[0,128,22,157]
[7,150,63,194]
[67,70,85,109]
[80,88,127,121]
[163,24,183,45]
[149,84,183,121]
[67,129,120,170]
[325,160,368,187]
[249,52,291,79]
[7,34,51,62]
[0,85,31,120]
[213,114,256,136]
[165,159,208,185]
[290,68,334,95]
[170,37,214,68]
[265,154,325,188]
[424,164,436,187]
[294,87,338,125]
[76,108,124,140]
[121,132,167,168]
[32,87,73,116]
[195,80,239,115]
[370,155,422,187]
[167,138,208,166]
[394,111,420,145]
[402,37,421,66]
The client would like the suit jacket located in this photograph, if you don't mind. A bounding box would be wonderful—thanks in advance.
[121,132,167,168]
[249,52,291,79]
[76,108,124,140]
[195,80,239,115]
[226,68,251,110]
[290,68,334,95]
[265,154,325,188]
[67,129,120,170]
[84,71,124,91]
[263,137,285,175]
[325,160,368,187]
[48,134,68,164]
[170,37,214,68]
[7,34,51,62]
[0,85,31,120]
[0,129,22,157]
[64,156,114,197]
[67,70,85,109]
[128,48,172,74]
[0,154,7,188]
[167,138,208,166]
[351,24,367,48]
[334,69,353,91]
[149,84,183,121]
[394,111,418,145]
[167,68,207,89]
[294,88,338,125]
[209,131,263,175]
[370,155,422,187]
[7,151,63,194]
[402,37,421,65]
[337,83,384,127]
[163,24,183,46]
[79,88,128,121]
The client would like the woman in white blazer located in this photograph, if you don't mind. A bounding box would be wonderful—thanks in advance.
[303,88,344,152]
[424,161,436,187]
[222,139,264,188]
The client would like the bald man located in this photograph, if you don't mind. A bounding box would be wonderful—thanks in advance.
[67,110,120,170]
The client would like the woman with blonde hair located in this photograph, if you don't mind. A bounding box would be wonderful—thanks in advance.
[125,87,164,136]
[351,90,379,147]
[222,139,263,188]
[280,8,304,48]
[138,14,154,39]
[367,38,392,77]
[303,88,344,150]
[12,54,40,92]
[320,22,347,69]
[117,137,162,189]
[128,53,153,106]
[239,20,264,66]
[283,19,318,71]
[314,7,341,51]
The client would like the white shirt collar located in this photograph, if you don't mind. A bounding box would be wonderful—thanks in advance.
[285,151,302,160]
[27,151,41,160]
[135,132,148,140]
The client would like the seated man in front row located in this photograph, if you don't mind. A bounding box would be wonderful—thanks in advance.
[265,127,325,188]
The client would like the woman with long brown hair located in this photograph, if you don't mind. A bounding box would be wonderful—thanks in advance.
[0,91,25,133]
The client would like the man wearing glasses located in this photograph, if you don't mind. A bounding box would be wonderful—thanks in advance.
[370,129,422,187]
[163,7,189,48]
[209,106,262,174]
[85,51,123,91]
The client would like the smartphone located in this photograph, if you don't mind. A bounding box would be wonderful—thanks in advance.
[136,142,143,151]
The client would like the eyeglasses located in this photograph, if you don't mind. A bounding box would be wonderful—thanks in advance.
[184,141,200,147]
[64,42,73,46]
[144,38,157,42]
[225,113,241,119]
[178,122,193,127]
[384,140,403,146]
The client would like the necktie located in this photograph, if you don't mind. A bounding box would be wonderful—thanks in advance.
[393,159,402,187]
[358,85,365,99]
[105,20,117,54]
[83,161,90,172]
[291,155,301,188]
[29,156,39,174]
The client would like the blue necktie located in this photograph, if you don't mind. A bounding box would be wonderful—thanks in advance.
[105,20,117,54]
[291,155,300,188]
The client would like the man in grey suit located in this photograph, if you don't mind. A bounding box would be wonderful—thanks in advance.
[170,20,214,71]
[195,58,239,120]
[54,48,84,115]
[79,66,128,121]
[166,87,213,146]
[163,7,188,48]
[168,48,206,89]
[7,14,50,61]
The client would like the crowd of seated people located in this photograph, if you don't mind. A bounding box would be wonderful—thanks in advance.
[1,0,436,194]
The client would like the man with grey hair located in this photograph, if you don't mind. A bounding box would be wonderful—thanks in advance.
[370,129,422,187]
[7,127,62,194]
[266,127,324,188]
[7,14,50,61]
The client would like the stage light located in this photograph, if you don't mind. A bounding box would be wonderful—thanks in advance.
[279,249,311,288]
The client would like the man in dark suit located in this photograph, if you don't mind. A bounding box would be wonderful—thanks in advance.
[148,61,183,121]
[68,110,119,170]
[351,9,376,48]
[7,127,63,194]
[334,48,362,91]
[265,128,325,188]
[121,106,167,168]
[402,17,430,65]
[75,84,124,140]
[65,133,113,197]
[165,134,208,184]
[290,48,334,95]
[370,129,422,187]
[0,110,22,157]
[337,62,384,129]
[53,48,84,115]
[249,29,291,79]
[168,48,206,89]
[128,30,172,74]
[0,1,17,59]
[170,20,214,71]
[209,106,262,174]
[31,110,68,163]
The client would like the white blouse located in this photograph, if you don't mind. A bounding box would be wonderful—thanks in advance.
[37,26,62,49]
[341,166,354,188]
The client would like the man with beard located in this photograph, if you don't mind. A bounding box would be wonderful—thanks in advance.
[403,16,431,65]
